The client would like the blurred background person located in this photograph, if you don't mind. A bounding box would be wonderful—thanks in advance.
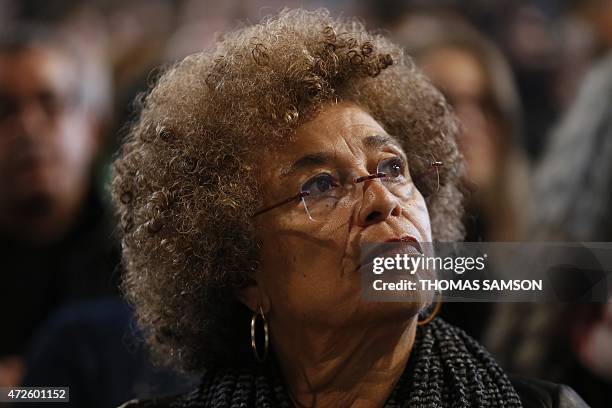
[0,21,192,405]
[485,52,612,408]
[395,11,532,243]
[533,53,612,243]
[19,297,195,408]
[393,11,533,341]
[0,24,118,386]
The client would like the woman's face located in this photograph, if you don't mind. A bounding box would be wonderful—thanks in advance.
[248,103,432,331]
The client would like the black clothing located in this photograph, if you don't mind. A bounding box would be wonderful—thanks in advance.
[118,319,588,407]
[119,378,588,408]
[19,298,195,408]
[0,190,120,358]
[511,376,591,408]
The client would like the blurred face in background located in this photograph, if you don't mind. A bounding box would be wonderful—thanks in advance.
[0,47,99,244]
[417,47,503,189]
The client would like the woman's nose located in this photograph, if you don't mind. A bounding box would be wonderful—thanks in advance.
[356,180,402,227]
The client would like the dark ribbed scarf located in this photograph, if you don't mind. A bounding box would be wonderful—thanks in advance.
[168,319,522,407]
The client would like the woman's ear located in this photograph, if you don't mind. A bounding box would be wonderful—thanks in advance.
[236,282,271,314]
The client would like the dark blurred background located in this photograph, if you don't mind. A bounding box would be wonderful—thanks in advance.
[1,0,611,407]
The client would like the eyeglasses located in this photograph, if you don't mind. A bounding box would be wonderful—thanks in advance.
[252,153,442,222]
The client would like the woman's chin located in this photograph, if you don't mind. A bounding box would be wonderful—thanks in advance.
[360,300,423,325]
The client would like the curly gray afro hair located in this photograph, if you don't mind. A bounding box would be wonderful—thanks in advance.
[111,8,464,374]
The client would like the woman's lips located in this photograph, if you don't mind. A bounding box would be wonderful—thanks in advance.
[359,235,423,270]
[384,235,422,254]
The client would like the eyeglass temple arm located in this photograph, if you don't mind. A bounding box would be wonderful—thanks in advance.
[412,160,442,183]
[251,191,310,218]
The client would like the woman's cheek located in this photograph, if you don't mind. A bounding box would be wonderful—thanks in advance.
[402,200,432,242]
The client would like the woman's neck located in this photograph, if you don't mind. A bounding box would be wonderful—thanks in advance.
[272,317,417,407]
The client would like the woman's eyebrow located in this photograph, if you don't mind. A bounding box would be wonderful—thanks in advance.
[280,152,335,178]
[363,134,403,150]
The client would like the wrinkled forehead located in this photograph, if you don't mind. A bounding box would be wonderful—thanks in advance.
[259,103,404,175]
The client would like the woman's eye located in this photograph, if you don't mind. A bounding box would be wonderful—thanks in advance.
[301,173,339,195]
[378,157,405,179]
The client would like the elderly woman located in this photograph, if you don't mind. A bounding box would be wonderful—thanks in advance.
[113,9,586,408]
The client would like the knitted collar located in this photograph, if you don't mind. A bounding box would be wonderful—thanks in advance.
[170,319,522,407]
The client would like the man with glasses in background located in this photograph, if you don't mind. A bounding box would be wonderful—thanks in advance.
[0,24,118,387]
